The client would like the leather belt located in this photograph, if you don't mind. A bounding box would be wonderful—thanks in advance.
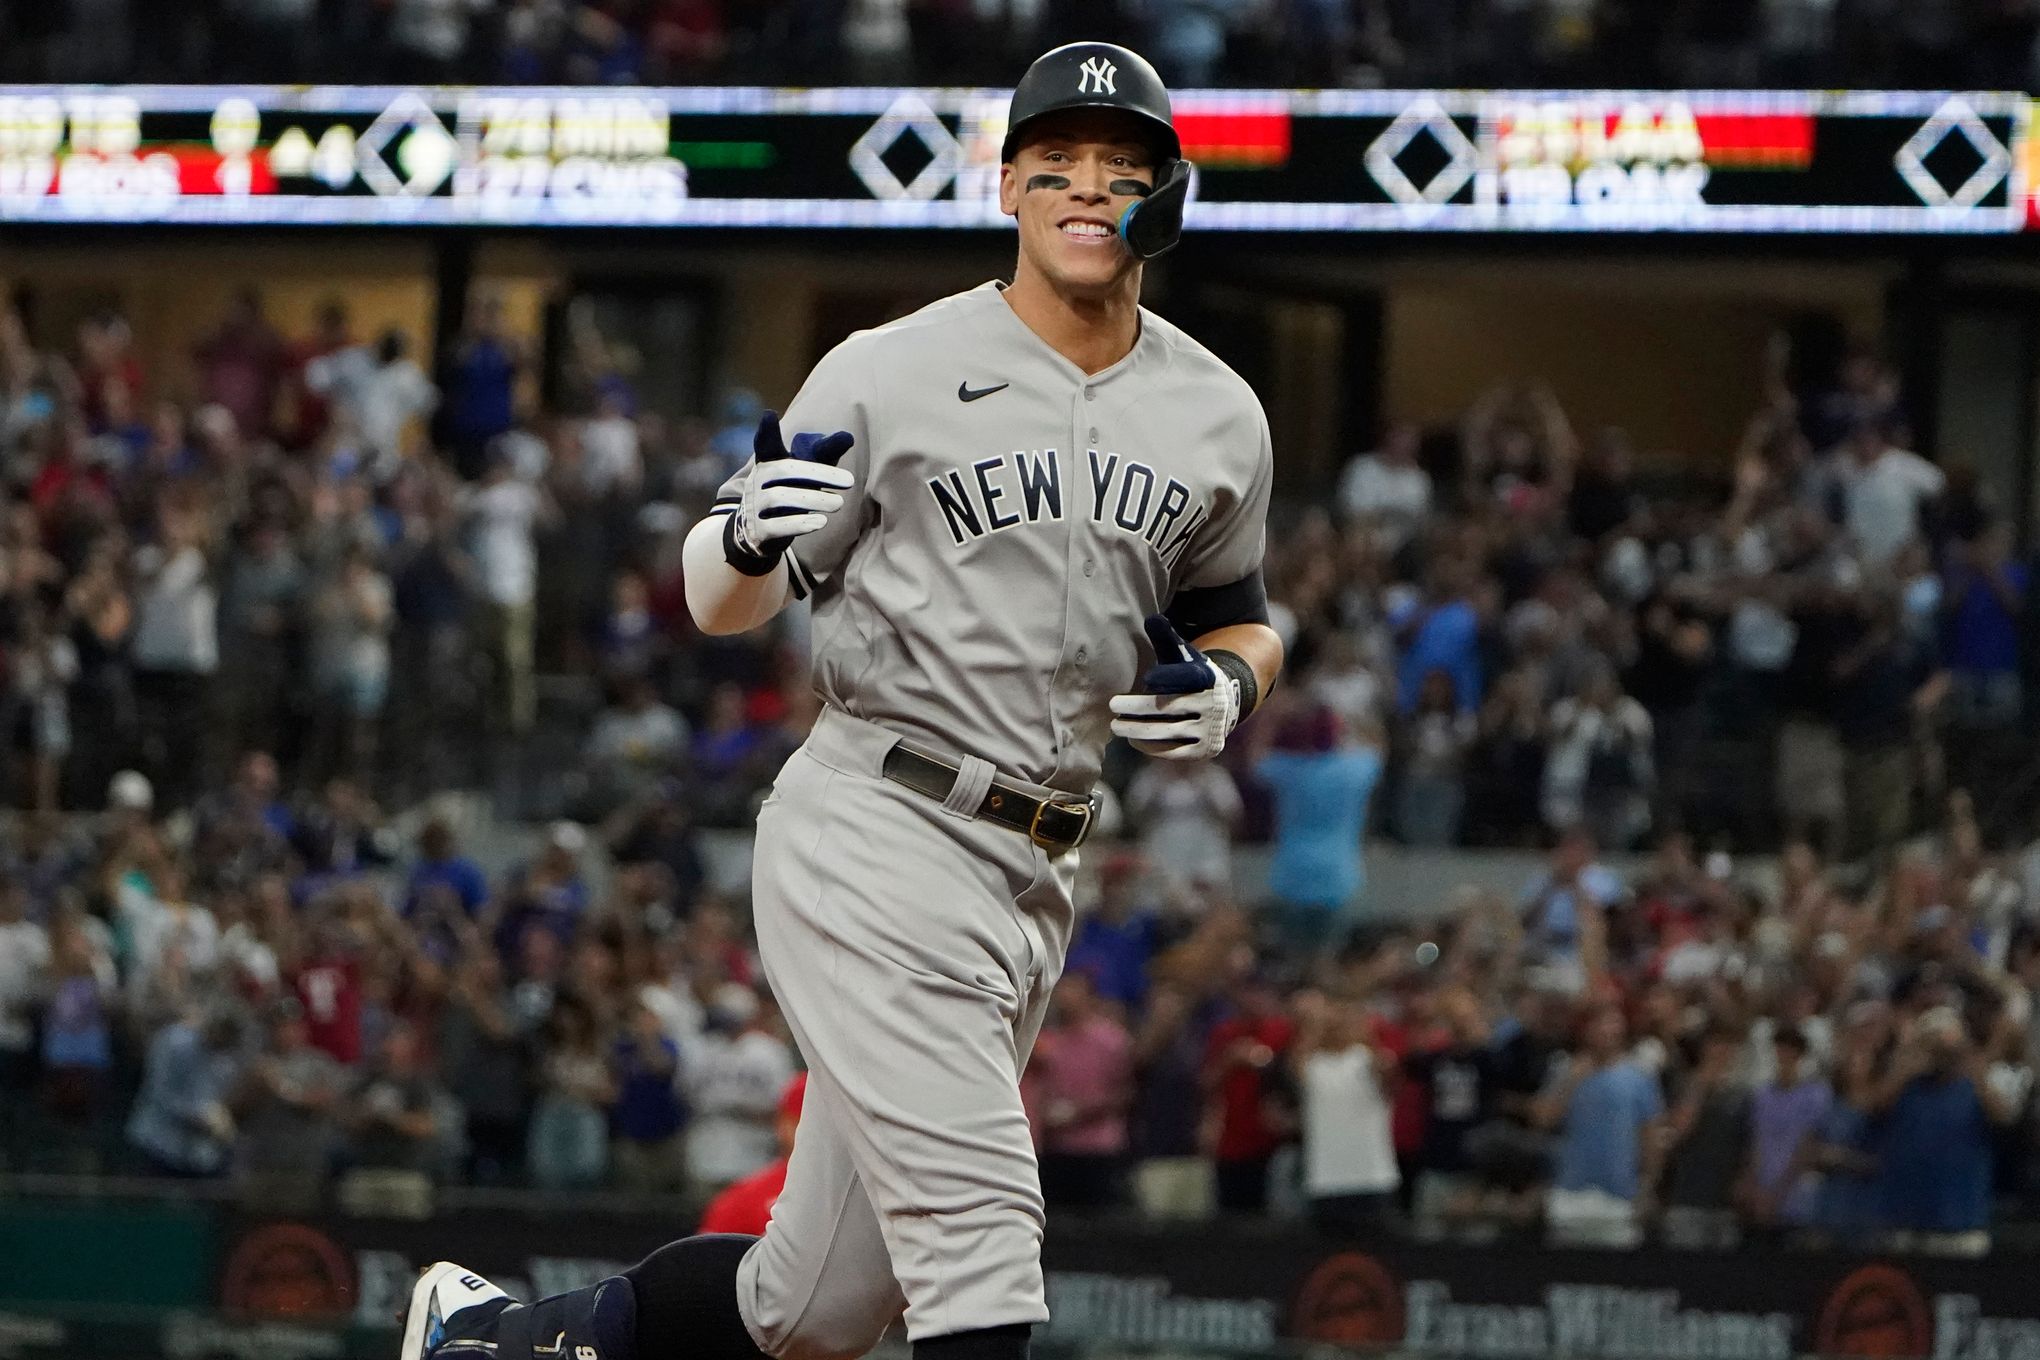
[880,745,1098,852]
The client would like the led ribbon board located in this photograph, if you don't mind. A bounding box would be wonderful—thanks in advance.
[0,87,2026,232]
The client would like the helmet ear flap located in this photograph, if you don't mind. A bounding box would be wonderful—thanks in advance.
[1118,158,1191,259]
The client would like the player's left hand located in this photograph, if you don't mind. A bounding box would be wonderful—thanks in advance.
[1109,615,1241,761]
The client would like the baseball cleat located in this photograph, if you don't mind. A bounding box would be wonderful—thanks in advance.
[400,1261,511,1359]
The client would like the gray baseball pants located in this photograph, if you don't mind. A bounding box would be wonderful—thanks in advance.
[736,706,1079,1360]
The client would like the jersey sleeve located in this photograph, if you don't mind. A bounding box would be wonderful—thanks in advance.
[709,338,877,598]
[1176,407,1273,593]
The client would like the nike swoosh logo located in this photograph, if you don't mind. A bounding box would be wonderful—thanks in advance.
[958,382,1010,402]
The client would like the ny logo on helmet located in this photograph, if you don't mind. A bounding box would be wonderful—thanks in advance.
[1077,56,1117,95]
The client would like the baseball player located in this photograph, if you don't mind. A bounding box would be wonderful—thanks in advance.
[401,39,1281,1360]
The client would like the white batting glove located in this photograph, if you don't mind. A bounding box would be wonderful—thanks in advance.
[723,411,856,576]
[1109,615,1243,761]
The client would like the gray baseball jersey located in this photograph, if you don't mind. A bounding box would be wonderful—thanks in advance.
[715,280,1272,792]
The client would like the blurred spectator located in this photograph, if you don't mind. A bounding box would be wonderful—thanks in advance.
[445,295,525,481]
[308,543,395,785]
[1659,1023,1751,1249]
[120,861,221,1034]
[1130,977,1215,1220]
[609,785,706,912]
[1253,704,1384,955]
[1033,971,1135,1209]
[192,290,283,444]
[1832,594,1946,858]
[581,387,645,500]
[8,601,80,812]
[1066,854,1161,1011]
[234,999,343,1201]
[435,949,528,1188]
[1943,523,2027,730]
[1204,972,1295,1213]
[1340,424,1431,552]
[1823,410,1945,569]
[306,329,439,474]
[1126,758,1243,893]
[1776,580,1856,857]
[1403,987,1499,1235]
[691,682,774,826]
[220,520,307,759]
[293,917,366,1066]
[284,301,354,450]
[127,1009,243,1177]
[527,994,614,1190]
[1519,830,1623,985]
[1394,669,1475,847]
[1806,1007,1886,1244]
[585,674,689,810]
[699,1073,806,1234]
[1537,1006,1664,1247]
[405,818,491,926]
[346,1022,448,1185]
[1541,662,1655,848]
[130,507,219,807]
[1568,430,1645,543]
[76,311,145,433]
[1292,988,1400,1234]
[0,881,49,1167]
[497,822,593,951]
[466,452,549,734]
[1395,557,1483,715]
[611,997,688,1192]
[38,910,118,1168]
[1872,1006,2015,1254]
[684,984,796,1191]
[595,569,663,685]
[1739,1024,1830,1234]
[293,780,392,878]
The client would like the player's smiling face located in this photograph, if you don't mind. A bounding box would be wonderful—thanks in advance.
[1001,111,1156,298]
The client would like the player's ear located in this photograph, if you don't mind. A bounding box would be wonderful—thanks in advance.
[998,162,1020,218]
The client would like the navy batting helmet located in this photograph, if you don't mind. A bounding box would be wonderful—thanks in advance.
[1000,42,1180,165]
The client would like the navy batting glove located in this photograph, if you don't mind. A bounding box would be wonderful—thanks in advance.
[725,411,857,574]
[1138,614,1218,694]
[769,411,855,469]
[1109,614,1242,760]
[752,412,855,519]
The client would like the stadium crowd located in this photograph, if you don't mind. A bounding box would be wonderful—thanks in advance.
[0,279,2038,1256]
[4,0,2039,92]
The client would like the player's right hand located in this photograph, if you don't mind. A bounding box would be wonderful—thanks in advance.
[724,411,856,576]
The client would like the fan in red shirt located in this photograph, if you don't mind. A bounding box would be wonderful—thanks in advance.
[1203,974,1295,1214]
[697,1071,806,1235]
[292,921,365,1065]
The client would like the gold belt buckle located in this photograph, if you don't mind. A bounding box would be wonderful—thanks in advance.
[1029,796,1095,850]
